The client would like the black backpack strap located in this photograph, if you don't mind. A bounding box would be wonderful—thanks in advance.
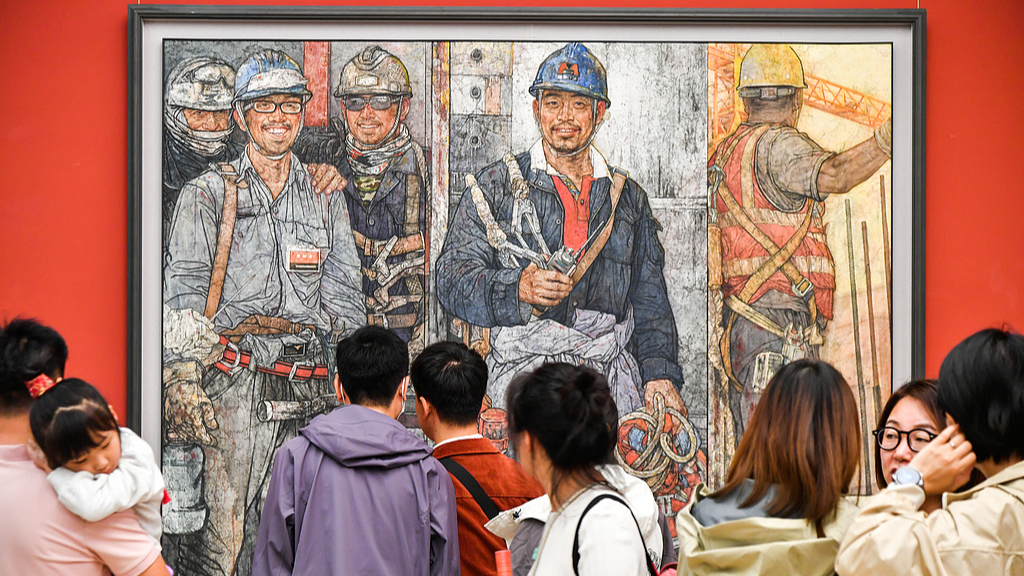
[438,456,501,520]
[571,493,658,576]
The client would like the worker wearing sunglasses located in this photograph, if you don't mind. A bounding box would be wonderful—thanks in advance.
[312,45,428,348]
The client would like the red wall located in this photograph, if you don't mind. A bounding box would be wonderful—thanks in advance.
[1,0,1022,418]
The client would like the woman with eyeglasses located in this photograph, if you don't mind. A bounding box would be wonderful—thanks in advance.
[871,379,981,513]
[838,328,1024,576]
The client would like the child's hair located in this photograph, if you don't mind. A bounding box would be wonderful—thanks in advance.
[29,378,119,470]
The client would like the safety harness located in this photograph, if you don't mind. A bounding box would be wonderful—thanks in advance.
[203,162,329,382]
[358,141,428,330]
[466,153,626,288]
[709,125,824,389]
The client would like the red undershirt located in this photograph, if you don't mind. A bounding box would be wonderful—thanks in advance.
[552,175,594,251]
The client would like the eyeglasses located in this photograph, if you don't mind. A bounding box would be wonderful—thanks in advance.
[247,100,304,115]
[342,95,398,111]
[872,426,938,452]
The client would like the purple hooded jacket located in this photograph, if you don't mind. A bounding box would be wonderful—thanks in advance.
[252,404,460,576]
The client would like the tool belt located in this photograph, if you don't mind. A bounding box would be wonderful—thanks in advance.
[214,315,329,381]
[367,312,419,329]
[214,335,329,381]
[218,314,319,342]
[724,296,816,341]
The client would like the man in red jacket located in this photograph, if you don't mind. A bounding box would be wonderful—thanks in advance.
[412,341,545,576]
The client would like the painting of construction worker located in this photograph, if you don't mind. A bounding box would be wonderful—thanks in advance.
[162,57,245,247]
[437,42,705,523]
[295,45,428,354]
[707,44,892,455]
[161,48,364,576]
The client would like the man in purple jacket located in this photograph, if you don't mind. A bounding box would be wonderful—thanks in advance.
[252,326,459,575]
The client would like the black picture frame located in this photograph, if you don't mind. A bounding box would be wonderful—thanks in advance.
[128,3,925,468]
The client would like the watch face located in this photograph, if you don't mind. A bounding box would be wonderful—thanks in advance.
[894,466,923,487]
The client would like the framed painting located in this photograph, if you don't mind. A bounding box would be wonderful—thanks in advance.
[128,6,924,574]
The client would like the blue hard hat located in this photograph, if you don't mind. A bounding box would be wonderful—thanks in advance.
[233,50,312,104]
[529,43,610,107]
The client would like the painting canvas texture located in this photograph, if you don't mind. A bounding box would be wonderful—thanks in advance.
[159,38,892,575]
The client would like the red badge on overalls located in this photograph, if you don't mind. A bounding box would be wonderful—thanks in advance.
[288,248,322,271]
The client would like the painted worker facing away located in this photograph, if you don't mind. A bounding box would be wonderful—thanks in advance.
[708,44,892,439]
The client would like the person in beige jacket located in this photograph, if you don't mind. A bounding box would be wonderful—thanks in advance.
[836,327,1024,576]
[676,359,862,576]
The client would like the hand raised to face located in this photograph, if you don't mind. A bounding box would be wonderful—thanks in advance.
[909,424,976,496]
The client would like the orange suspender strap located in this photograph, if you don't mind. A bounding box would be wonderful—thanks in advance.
[204,163,241,319]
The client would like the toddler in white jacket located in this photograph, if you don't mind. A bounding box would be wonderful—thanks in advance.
[27,375,166,545]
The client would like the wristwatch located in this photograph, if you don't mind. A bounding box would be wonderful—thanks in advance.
[892,466,924,488]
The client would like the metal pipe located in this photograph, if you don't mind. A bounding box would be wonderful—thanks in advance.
[846,200,871,493]
[879,175,892,320]
[862,220,883,493]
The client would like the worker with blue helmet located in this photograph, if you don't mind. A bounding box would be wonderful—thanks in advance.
[528,42,610,106]
[437,41,687,433]
[527,43,611,159]
[230,50,313,162]
[163,47,364,576]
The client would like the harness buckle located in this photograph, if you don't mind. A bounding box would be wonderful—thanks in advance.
[224,341,242,373]
[792,278,814,303]
[287,361,313,382]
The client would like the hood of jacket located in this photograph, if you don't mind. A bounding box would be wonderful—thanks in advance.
[300,404,431,469]
[485,464,661,541]
[945,458,1024,505]
[676,483,859,576]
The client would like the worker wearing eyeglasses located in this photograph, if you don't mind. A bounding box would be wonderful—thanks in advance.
[162,48,365,576]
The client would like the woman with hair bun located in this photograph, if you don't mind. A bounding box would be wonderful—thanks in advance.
[505,362,666,576]
[675,359,862,576]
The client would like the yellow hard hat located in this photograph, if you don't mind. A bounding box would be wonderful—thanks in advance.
[737,44,807,98]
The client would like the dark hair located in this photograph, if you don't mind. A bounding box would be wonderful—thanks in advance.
[506,363,617,493]
[741,91,800,117]
[873,379,945,489]
[335,326,408,407]
[410,341,487,426]
[938,327,1024,464]
[29,378,119,470]
[0,318,68,414]
[713,359,861,529]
